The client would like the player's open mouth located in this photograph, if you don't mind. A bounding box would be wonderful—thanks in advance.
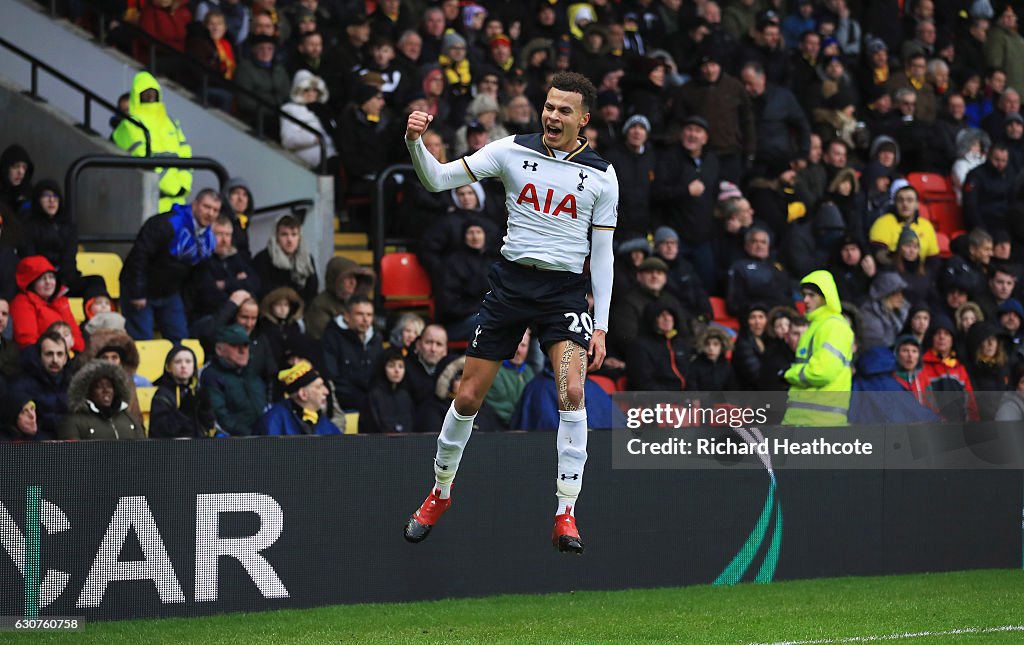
[545,124,561,139]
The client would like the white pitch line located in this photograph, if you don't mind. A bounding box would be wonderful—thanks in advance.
[749,624,1024,645]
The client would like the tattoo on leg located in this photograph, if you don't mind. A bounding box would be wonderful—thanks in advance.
[557,344,587,411]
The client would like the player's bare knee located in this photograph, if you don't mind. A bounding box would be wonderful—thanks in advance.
[453,390,483,416]
[560,383,585,411]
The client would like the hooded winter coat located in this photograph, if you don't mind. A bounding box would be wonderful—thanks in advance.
[58,360,145,440]
[150,344,216,438]
[966,321,1010,419]
[11,256,84,352]
[257,287,307,368]
[859,272,911,351]
[305,257,376,340]
[688,326,737,392]
[280,70,339,168]
[361,348,415,433]
[79,329,145,421]
[2,388,38,441]
[111,72,192,211]
[849,346,941,424]
[783,270,854,426]
[627,301,690,391]
[16,180,83,291]
[0,144,33,213]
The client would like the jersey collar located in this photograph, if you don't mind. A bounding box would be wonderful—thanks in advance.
[542,136,589,161]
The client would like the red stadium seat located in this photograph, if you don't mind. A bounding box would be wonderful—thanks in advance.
[936,231,952,258]
[907,172,962,234]
[589,374,618,395]
[907,172,956,202]
[925,201,965,235]
[380,253,434,318]
[709,296,740,331]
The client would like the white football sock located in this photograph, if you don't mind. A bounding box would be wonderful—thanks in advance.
[433,402,476,499]
[555,409,588,515]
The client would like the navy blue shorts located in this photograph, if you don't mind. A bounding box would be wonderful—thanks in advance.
[466,259,593,361]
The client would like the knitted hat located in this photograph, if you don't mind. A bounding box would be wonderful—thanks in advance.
[889,178,915,201]
[351,83,380,105]
[489,33,512,50]
[617,238,651,256]
[598,90,621,108]
[441,31,467,54]
[897,227,919,248]
[999,298,1024,319]
[653,226,679,245]
[622,114,651,134]
[278,360,320,395]
[718,181,742,202]
[894,334,921,348]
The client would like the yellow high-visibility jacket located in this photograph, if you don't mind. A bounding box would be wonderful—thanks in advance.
[112,72,192,211]
[782,269,854,426]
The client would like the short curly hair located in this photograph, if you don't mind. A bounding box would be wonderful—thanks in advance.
[550,71,598,113]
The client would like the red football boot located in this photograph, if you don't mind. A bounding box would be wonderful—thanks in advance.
[404,488,452,543]
[552,511,585,554]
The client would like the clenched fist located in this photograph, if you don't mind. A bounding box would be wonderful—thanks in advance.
[406,111,434,141]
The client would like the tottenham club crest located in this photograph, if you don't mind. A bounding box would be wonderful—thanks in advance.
[577,170,588,191]
[472,325,483,348]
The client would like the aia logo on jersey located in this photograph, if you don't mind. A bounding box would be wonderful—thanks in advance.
[516,183,577,218]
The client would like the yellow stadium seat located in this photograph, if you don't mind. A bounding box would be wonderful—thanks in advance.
[180,338,205,367]
[135,339,173,383]
[68,298,85,324]
[136,385,157,432]
[344,412,359,434]
[76,252,123,299]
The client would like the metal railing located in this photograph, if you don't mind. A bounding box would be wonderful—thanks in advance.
[78,198,315,248]
[65,154,230,223]
[40,0,329,174]
[0,36,151,157]
[252,198,314,224]
[372,164,414,309]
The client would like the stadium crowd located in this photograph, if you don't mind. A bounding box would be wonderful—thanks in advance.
[6,0,1024,439]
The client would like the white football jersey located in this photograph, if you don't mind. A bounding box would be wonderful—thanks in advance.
[460,134,618,273]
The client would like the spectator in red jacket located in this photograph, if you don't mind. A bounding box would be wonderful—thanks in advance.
[905,314,980,422]
[139,0,193,52]
[11,256,84,352]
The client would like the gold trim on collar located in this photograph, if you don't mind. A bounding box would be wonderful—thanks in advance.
[542,136,588,159]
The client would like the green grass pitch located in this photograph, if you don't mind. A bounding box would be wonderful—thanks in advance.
[11,569,1024,644]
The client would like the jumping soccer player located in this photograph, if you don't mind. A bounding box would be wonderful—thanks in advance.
[402,71,618,554]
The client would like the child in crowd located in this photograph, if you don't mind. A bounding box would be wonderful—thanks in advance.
[258,286,306,369]
[150,344,216,438]
[361,347,414,433]
[688,326,737,392]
